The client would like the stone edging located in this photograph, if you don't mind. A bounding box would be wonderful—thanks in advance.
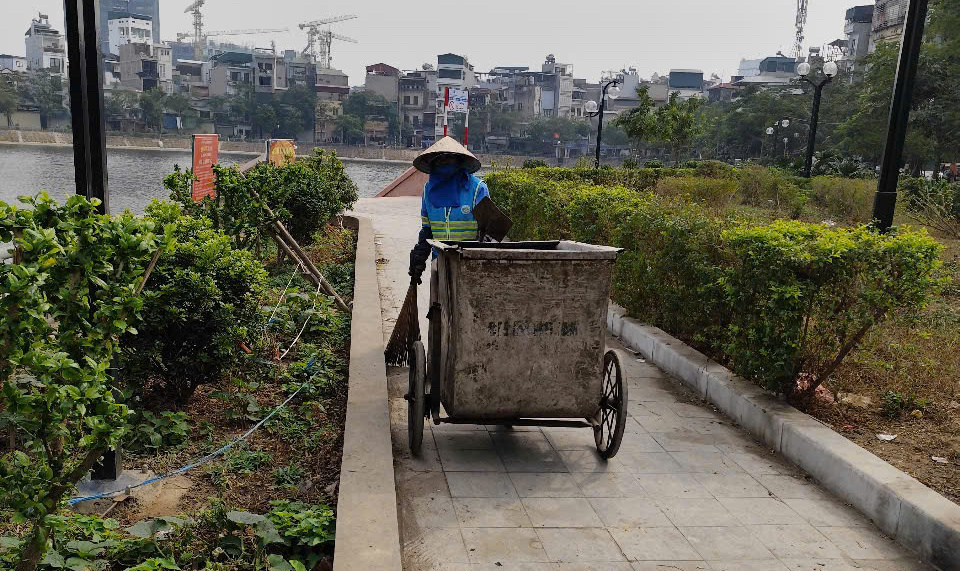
[608,304,960,571]
[333,216,403,570]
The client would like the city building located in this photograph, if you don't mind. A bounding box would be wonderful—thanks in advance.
[24,14,66,75]
[539,54,575,118]
[736,59,763,80]
[173,59,210,97]
[209,52,254,97]
[315,68,350,143]
[118,42,172,92]
[707,83,741,103]
[667,69,705,99]
[399,70,430,147]
[284,50,316,88]
[100,0,161,55]
[844,5,875,66]
[364,63,401,103]
[107,13,154,56]
[733,53,797,87]
[254,52,288,93]
[437,53,476,94]
[0,55,27,72]
[871,0,907,50]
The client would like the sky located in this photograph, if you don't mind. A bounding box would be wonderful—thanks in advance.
[2,0,858,85]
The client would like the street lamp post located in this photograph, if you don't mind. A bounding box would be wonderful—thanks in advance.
[797,61,839,178]
[766,118,790,160]
[585,79,622,169]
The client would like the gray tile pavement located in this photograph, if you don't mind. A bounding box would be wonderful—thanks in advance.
[351,197,932,571]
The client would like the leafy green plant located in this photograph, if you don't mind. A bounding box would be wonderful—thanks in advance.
[522,159,549,169]
[272,463,304,489]
[901,176,960,238]
[265,501,335,548]
[225,447,272,475]
[119,202,268,403]
[737,166,809,217]
[880,390,931,418]
[0,193,161,571]
[128,411,190,453]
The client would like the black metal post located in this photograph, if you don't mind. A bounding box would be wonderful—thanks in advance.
[592,80,618,169]
[64,0,109,214]
[595,98,606,169]
[803,79,831,178]
[873,0,929,231]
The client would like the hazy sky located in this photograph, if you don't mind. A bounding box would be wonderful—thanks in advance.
[3,0,858,84]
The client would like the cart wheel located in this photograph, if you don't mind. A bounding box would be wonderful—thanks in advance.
[595,350,628,459]
[407,341,426,454]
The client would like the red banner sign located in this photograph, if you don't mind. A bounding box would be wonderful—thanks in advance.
[267,139,296,166]
[191,134,219,201]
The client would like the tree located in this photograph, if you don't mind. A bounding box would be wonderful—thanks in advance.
[24,71,63,129]
[0,78,19,127]
[654,93,703,163]
[280,84,317,134]
[342,90,399,139]
[335,114,364,144]
[104,90,139,122]
[139,87,166,132]
[164,92,193,129]
[208,95,229,123]
[614,85,658,153]
[253,103,278,139]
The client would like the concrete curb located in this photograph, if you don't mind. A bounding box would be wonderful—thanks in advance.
[333,216,403,571]
[608,304,960,571]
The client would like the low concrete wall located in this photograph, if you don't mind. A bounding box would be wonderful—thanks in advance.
[608,304,960,571]
[333,216,403,571]
[0,130,547,165]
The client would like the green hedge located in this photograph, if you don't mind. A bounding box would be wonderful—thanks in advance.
[487,170,944,394]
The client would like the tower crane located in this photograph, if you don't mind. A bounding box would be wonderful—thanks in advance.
[794,0,809,59]
[175,28,290,43]
[299,15,358,69]
[184,0,206,59]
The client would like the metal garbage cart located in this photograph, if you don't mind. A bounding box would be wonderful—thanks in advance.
[406,240,627,459]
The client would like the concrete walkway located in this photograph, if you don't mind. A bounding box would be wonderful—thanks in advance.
[351,197,932,571]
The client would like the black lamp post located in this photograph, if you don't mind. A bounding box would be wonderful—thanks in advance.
[585,79,622,169]
[874,0,930,232]
[766,118,791,161]
[797,61,839,178]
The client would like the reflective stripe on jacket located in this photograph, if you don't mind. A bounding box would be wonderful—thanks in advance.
[421,175,488,241]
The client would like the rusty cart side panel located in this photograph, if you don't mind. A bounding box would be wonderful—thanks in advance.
[433,241,618,420]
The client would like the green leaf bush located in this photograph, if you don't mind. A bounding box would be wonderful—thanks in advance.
[118,201,268,404]
[486,169,944,395]
[164,149,358,249]
[0,193,161,569]
[810,176,876,223]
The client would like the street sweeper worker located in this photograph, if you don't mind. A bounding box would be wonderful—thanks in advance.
[408,136,489,283]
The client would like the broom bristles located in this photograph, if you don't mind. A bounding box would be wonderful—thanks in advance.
[385,283,420,367]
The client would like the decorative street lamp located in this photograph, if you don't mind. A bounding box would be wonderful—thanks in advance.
[765,126,775,159]
[767,118,790,159]
[585,79,622,169]
[797,61,839,177]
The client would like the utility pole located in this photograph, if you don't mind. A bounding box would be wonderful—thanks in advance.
[873,0,930,232]
[64,0,109,214]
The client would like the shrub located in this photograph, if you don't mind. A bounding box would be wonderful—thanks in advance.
[621,157,639,169]
[486,169,944,398]
[127,411,190,453]
[522,159,549,169]
[722,221,943,393]
[165,149,358,249]
[654,176,739,210]
[119,201,268,403]
[695,160,737,179]
[0,193,160,570]
[645,159,665,168]
[737,166,808,217]
[900,176,960,238]
[811,176,876,223]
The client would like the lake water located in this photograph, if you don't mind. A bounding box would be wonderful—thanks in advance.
[0,145,412,214]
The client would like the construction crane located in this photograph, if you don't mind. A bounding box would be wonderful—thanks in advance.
[794,0,809,59]
[184,0,206,59]
[299,15,358,69]
[175,28,289,43]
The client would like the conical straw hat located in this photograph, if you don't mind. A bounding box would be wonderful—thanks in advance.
[413,136,481,174]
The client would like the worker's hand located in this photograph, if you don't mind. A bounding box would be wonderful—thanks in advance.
[409,260,426,284]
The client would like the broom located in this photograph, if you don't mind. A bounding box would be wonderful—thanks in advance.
[385,276,420,367]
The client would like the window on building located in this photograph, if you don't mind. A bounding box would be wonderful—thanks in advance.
[259,76,272,86]
[414,95,419,105]
[438,69,462,79]
[413,116,420,126]
[404,114,410,124]
[403,95,410,105]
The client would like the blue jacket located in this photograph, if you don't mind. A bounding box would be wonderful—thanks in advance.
[420,173,490,241]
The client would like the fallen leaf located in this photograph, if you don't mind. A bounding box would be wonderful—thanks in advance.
[911,409,924,419]
[877,434,897,442]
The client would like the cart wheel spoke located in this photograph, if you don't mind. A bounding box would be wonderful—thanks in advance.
[595,350,628,459]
